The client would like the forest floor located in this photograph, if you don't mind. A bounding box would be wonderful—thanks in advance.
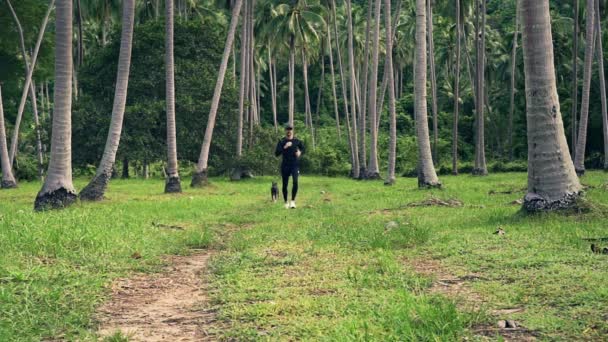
[0,172,607,341]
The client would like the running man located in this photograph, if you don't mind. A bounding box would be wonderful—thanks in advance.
[275,125,305,209]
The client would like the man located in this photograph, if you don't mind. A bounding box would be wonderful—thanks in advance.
[275,125,305,209]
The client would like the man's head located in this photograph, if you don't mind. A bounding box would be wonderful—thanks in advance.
[285,125,294,139]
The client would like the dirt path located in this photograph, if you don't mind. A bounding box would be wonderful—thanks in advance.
[96,250,216,341]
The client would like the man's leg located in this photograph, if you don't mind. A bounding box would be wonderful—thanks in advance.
[291,167,299,201]
[281,168,290,203]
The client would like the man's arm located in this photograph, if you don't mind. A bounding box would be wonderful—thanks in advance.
[275,140,284,157]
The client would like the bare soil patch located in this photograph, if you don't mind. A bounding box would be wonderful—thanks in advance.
[96,250,217,341]
[406,257,539,341]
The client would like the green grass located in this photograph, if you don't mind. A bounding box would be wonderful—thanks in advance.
[1,172,607,341]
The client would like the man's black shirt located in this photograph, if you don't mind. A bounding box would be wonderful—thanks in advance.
[275,137,305,168]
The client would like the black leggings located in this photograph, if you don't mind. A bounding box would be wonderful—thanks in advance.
[281,166,299,202]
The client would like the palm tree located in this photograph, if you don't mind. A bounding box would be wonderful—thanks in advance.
[365,0,381,179]
[0,85,17,189]
[573,0,595,175]
[34,0,77,211]
[191,0,244,187]
[596,0,608,170]
[571,0,579,157]
[520,0,581,212]
[7,0,55,167]
[346,0,360,179]
[79,0,136,201]
[508,0,520,161]
[5,0,46,180]
[384,0,397,185]
[472,0,487,176]
[165,0,182,193]
[427,0,439,164]
[452,0,461,175]
[415,0,440,188]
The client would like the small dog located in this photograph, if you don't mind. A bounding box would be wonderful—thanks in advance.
[271,182,279,202]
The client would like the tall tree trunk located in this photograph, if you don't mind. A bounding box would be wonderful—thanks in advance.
[571,0,580,157]
[573,0,595,175]
[143,159,149,179]
[346,0,361,179]
[520,0,582,212]
[315,44,326,118]
[0,86,17,189]
[31,80,44,181]
[327,14,341,139]
[427,0,439,164]
[35,0,77,211]
[6,0,45,180]
[7,0,54,167]
[237,0,248,157]
[164,0,182,193]
[191,0,244,187]
[452,0,461,175]
[597,0,608,170]
[377,0,402,133]
[269,50,278,131]
[332,0,356,173]
[473,0,488,175]
[45,81,51,120]
[288,36,296,127]
[302,52,316,149]
[415,0,441,188]
[76,0,84,67]
[384,0,397,185]
[508,0,520,161]
[79,0,135,201]
[366,0,382,179]
[360,0,373,175]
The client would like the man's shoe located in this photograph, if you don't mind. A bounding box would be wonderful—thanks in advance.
[290,201,296,209]
[285,202,290,209]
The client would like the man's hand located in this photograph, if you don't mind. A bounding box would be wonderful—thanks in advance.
[284,141,293,149]
[295,148,301,158]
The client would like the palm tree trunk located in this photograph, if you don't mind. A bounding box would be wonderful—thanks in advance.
[6,0,45,180]
[596,0,608,170]
[384,0,397,185]
[360,0,374,168]
[573,0,595,175]
[366,0,382,179]
[164,0,182,193]
[237,1,248,157]
[76,0,84,67]
[415,0,441,188]
[332,0,356,174]
[0,86,17,189]
[45,81,51,120]
[346,0,361,179]
[571,0,580,157]
[520,0,581,212]
[7,0,54,167]
[452,0,461,175]
[327,15,341,139]
[473,0,488,175]
[377,0,402,132]
[31,80,44,181]
[268,50,278,132]
[35,0,77,211]
[191,0,244,187]
[508,0,520,161]
[427,0,439,164]
[79,0,135,201]
[288,36,296,127]
[302,52,316,149]
[315,45,326,118]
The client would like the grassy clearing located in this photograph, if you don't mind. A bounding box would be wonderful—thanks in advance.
[0,172,607,340]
